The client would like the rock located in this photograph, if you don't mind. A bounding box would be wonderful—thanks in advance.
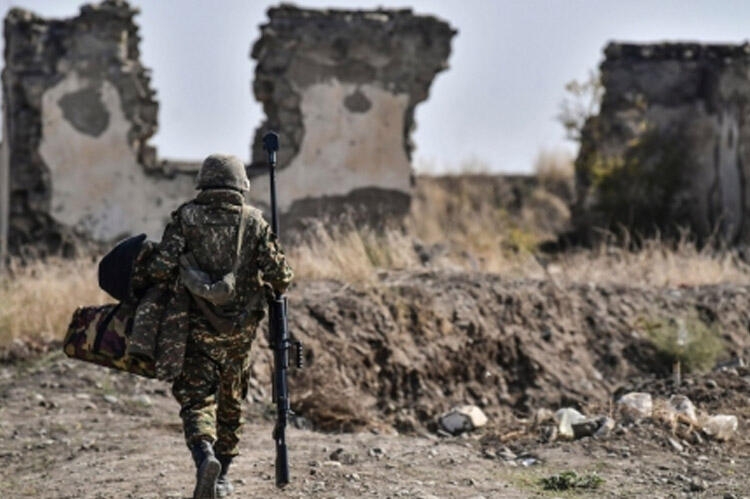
[102,395,118,405]
[701,414,738,441]
[497,447,517,461]
[134,394,152,407]
[594,417,616,437]
[554,408,587,439]
[533,408,555,427]
[617,392,653,420]
[668,395,698,425]
[571,415,615,439]
[571,419,599,439]
[688,477,707,492]
[329,448,357,465]
[667,437,684,452]
[439,405,488,435]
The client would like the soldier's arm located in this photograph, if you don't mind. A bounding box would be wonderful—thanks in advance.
[256,219,294,294]
[146,210,186,282]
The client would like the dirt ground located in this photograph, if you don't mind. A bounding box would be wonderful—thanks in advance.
[1,349,748,498]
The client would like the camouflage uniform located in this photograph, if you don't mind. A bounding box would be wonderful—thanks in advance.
[148,185,293,459]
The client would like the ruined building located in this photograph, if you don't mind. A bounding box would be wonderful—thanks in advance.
[0,1,455,255]
[576,42,750,243]
[2,0,194,255]
[248,5,455,224]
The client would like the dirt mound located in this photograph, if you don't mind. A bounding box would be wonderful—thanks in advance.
[246,273,750,431]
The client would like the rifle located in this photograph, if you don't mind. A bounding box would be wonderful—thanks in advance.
[262,131,303,488]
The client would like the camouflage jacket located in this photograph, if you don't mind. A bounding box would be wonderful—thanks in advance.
[148,188,293,321]
[146,189,293,379]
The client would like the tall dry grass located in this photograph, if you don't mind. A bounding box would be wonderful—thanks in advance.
[0,258,109,347]
[3,165,750,347]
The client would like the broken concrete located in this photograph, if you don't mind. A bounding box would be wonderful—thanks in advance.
[575,42,750,243]
[3,0,195,254]
[249,5,456,223]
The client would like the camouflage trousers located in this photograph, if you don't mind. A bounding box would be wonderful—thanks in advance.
[172,313,257,457]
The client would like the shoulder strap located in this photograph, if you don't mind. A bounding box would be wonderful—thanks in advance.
[233,205,250,272]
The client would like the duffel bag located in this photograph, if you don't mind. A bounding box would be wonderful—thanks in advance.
[63,302,156,378]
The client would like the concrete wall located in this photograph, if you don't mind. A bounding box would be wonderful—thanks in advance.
[249,6,455,225]
[575,42,750,243]
[2,2,455,255]
[3,0,195,255]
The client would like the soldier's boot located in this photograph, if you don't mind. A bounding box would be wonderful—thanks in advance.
[216,454,234,497]
[190,440,221,499]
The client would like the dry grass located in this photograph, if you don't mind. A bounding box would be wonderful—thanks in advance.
[550,237,750,288]
[0,258,109,347]
[3,170,750,347]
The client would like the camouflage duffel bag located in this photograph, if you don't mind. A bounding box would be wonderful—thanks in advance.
[63,303,156,378]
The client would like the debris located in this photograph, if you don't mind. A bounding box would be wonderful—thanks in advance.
[532,408,555,427]
[617,392,653,420]
[667,437,684,452]
[668,395,698,425]
[439,406,488,435]
[554,408,587,439]
[701,415,738,441]
[594,417,616,437]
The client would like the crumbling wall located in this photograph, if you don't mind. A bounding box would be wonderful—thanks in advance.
[249,5,455,225]
[575,42,750,243]
[3,0,193,254]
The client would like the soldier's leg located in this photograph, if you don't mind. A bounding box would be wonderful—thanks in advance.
[214,352,251,457]
[173,342,223,498]
[213,346,252,497]
[172,344,219,448]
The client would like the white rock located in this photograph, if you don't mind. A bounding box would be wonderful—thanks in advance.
[554,408,587,439]
[617,392,653,420]
[439,405,488,435]
[701,414,738,441]
[668,395,697,425]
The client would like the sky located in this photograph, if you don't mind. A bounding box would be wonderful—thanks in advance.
[2,0,750,173]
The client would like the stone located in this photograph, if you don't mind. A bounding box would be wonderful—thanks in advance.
[594,416,616,437]
[102,394,118,404]
[249,5,456,227]
[617,392,653,420]
[667,437,684,452]
[329,448,357,465]
[701,414,738,441]
[668,395,698,425]
[554,407,588,439]
[570,415,614,439]
[439,405,488,435]
[575,42,750,243]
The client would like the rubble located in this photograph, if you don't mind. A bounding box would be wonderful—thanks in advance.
[668,395,698,426]
[617,392,653,421]
[439,405,488,435]
[701,414,738,441]
[554,408,587,439]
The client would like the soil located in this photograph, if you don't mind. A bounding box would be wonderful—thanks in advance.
[1,273,749,497]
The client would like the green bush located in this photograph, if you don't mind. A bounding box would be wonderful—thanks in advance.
[640,313,724,373]
[540,471,604,491]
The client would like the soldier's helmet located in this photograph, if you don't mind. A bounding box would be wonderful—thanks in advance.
[195,154,250,192]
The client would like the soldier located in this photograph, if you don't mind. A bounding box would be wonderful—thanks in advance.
[147,154,293,498]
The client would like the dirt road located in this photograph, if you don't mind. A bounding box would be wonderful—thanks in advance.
[1,351,748,498]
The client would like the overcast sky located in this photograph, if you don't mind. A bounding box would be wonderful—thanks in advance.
[3,0,750,173]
